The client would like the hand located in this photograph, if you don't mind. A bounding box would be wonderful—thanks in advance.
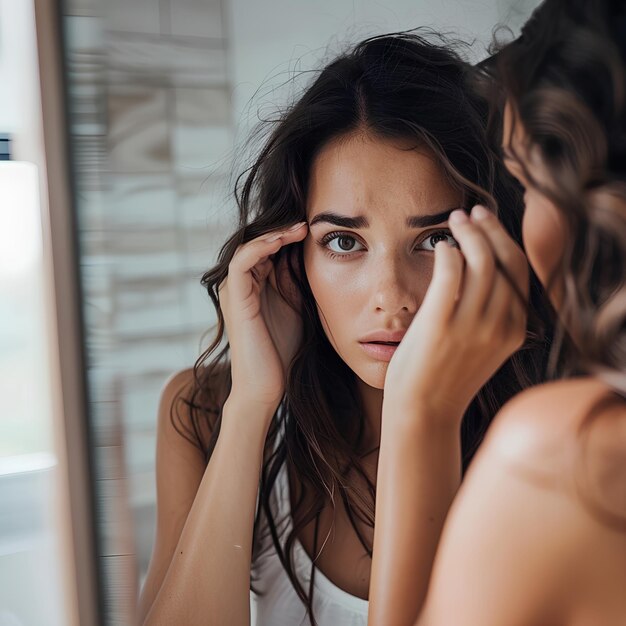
[384,205,529,426]
[218,222,308,413]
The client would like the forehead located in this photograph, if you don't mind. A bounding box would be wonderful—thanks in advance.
[307,132,462,219]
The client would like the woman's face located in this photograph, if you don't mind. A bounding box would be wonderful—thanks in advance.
[303,132,462,390]
[502,102,566,306]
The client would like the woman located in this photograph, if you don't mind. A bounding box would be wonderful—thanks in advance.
[368,2,626,624]
[138,33,549,626]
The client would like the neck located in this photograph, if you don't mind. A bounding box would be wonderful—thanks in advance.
[356,379,384,453]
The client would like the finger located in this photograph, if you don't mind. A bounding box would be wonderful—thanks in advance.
[264,221,308,243]
[418,240,464,323]
[230,222,307,274]
[448,210,497,322]
[228,239,284,306]
[229,236,284,295]
[483,269,528,351]
[228,223,308,301]
[469,205,529,301]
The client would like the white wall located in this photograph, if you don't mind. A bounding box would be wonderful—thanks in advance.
[227,0,538,137]
[0,0,43,161]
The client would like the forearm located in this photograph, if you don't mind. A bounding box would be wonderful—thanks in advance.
[143,399,273,626]
[368,403,462,626]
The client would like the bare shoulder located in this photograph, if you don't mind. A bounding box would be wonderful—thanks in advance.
[157,365,230,460]
[158,368,195,436]
[482,377,626,521]
[138,364,230,621]
[485,378,624,459]
[160,368,196,405]
[157,368,203,462]
[424,379,626,625]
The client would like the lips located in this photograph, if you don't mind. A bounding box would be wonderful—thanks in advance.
[359,330,406,344]
[358,330,406,362]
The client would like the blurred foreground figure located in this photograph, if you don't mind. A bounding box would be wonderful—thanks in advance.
[368,1,626,624]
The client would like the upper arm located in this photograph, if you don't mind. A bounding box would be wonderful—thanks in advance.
[417,392,593,626]
[138,368,215,621]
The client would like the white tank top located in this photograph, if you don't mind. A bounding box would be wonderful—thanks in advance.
[250,458,369,625]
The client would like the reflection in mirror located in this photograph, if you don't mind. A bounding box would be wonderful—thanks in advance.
[61,0,539,623]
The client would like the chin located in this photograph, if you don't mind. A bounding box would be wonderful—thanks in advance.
[332,344,388,390]
[354,362,388,390]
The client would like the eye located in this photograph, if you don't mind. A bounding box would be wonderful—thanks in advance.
[321,232,366,256]
[416,230,459,251]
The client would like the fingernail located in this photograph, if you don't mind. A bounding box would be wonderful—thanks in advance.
[449,209,468,224]
[471,205,490,220]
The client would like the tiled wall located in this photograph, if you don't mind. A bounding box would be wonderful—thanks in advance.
[63,0,236,622]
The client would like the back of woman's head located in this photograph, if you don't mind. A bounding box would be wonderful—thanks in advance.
[479,0,626,391]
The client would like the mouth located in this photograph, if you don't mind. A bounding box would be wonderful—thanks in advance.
[359,341,401,362]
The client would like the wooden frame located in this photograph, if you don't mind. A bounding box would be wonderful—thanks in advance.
[33,0,102,624]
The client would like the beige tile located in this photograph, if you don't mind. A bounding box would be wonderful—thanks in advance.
[63,15,105,53]
[106,174,177,229]
[182,276,218,329]
[175,170,228,195]
[64,0,103,16]
[108,86,171,173]
[181,215,231,271]
[125,431,157,476]
[107,33,227,86]
[178,178,235,230]
[118,372,170,431]
[96,329,197,375]
[174,86,231,126]
[82,225,179,260]
[110,275,185,337]
[129,471,157,508]
[169,0,224,39]
[106,0,161,34]
[171,87,234,178]
[172,124,234,176]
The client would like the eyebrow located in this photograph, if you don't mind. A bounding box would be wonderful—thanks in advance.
[309,209,460,229]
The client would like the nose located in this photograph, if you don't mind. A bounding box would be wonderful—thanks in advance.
[370,254,420,317]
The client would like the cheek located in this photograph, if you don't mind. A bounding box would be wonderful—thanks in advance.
[522,194,565,288]
[303,243,360,346]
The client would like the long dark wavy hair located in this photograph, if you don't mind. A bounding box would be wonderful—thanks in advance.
[172,32,552,623]
[478,0,626,528]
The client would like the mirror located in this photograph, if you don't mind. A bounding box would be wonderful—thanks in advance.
[60,0,540,622]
